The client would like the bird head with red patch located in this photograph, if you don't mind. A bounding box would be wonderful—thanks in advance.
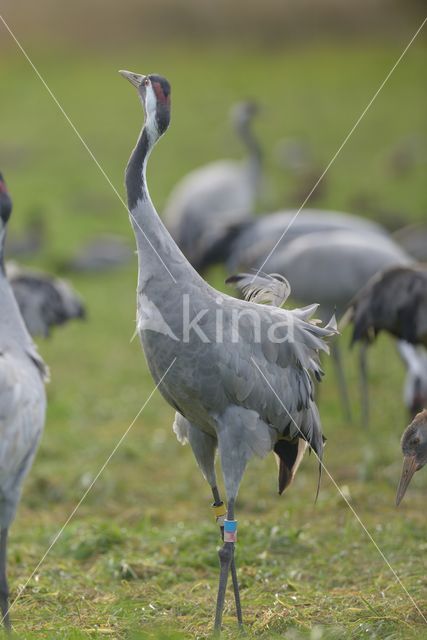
[119,71,171,138]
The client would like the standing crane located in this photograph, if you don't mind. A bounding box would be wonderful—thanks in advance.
[396,409,427,505]
[162,101,262,271]
[119,70,337,632]
[0,173,47,630]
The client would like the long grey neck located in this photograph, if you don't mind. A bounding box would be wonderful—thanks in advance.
[125,123,203,290]
[237,119,262,188]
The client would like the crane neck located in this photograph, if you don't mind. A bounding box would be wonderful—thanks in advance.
[237,119,262,186]
[124,120,202,289]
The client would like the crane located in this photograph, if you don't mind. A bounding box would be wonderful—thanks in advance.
[162,101,262,271]
[396,409,427,505]
[225,208,387,273]
[230,229,412,424]
[346,264,427,417]
[0,173,47,630]
[119,69,337,632]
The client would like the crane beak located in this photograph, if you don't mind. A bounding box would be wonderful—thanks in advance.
[119,70,146,88]
[396,455,418,506]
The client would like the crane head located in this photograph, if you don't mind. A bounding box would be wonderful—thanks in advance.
[396,409,427,505]
[119,70,171,137]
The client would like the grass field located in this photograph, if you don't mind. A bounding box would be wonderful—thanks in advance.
[0,38,426,639]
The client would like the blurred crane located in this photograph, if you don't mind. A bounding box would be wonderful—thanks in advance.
[234,230,412,423]
[396,409,427,506]
[162,101,262,271]
[346,264,427,417]
[61,234,133,273]
[226,208,387,273]
[6,262,85,338]
[0,173,47,630]
[120,69,337,632]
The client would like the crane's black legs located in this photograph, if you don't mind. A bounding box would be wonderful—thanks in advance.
[359,343,369,426]
[331,342,352,422]
[0,528,11,632]
[211,489,243,632]
[213,497,242,634]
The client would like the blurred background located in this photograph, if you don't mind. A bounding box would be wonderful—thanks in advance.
[0,1,426,637]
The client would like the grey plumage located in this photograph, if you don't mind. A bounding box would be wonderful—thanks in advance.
[6,262,86,339]
[120,70,337,632]
[0,173,47,630]
[226,208,387,273]
[230,227,412,423]
[344,264,427,417]
[347,265,427,348]
[163,101,262,271]
[393,223,427,263]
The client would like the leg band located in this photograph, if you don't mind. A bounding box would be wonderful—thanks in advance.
[224,519,237,543]
[212,501,227,526]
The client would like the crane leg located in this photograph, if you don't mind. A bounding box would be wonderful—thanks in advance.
[211,489,243,630]
[359,343,369,427]
[0,528,11,632]
[331,341,352,422]
[214,498,241,634]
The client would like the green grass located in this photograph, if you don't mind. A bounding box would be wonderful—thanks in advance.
[0,39,426,638]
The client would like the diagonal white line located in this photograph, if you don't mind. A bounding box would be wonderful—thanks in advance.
[252,16,427,281]
[2,358,177,627]
[250,356,427,624]
[0,14,177,284]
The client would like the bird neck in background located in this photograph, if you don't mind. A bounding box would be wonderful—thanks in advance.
[237,120,262,189]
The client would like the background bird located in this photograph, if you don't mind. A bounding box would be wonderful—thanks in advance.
[162,100,262,271]
[396,409,427,506]
[0,172,47,631]
[120,69,336,633]
[346,264,427,417]
[5,262,86,339]
[229,228,412,423]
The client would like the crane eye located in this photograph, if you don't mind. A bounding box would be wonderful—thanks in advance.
[143,78,150,87]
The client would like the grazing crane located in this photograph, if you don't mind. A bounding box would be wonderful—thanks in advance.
[225,208,387,273]
[119,70,337,632]
[346,264,427,417]
[162,101,262,271]
[231,229,412,424]
[0,173,47,630]
[396,409,427,505]
[6,262,85,339]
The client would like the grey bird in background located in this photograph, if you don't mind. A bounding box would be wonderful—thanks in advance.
[396,409,427,506]
[226,208,387,274]
[120,70,337,633]
[242,230,412,424]
[0,173,47,631]
[162,100,262,271]
[6,262,86,339]
[346,264,427,417]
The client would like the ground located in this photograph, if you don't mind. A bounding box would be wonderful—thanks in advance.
[0,40,426,639]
